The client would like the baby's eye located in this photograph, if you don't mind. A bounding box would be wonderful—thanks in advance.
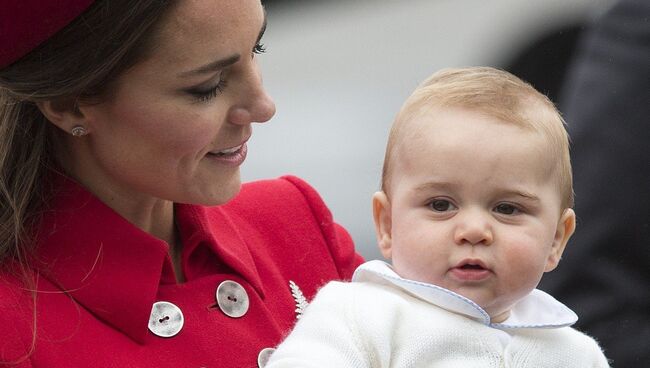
[428,199,456,212]
[494,203,520,215]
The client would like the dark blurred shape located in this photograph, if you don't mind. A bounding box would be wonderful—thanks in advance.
[537,0,650,367]
[505,24,584,104]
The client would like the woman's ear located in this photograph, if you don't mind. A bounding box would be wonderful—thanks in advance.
[372,191,393,259]
[545,208,576,272]
[36,98,89,135]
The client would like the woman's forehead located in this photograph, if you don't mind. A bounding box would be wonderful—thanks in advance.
[135,0,264,74]
[158,0,263,42]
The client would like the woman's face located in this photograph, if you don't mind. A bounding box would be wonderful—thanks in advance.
[74,0,275,206]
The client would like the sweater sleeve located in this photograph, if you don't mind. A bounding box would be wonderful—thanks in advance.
[587,335,611,368]
[510,326,611,367]
[281,176,364,280]
[571,330,611,367]
[265,281,368,368]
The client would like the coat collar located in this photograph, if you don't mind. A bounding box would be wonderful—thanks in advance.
[353,260,577,329]
[34,172,264,344]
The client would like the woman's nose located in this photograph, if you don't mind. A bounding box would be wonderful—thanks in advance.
[453,210,494,246]
[228,62,276,125]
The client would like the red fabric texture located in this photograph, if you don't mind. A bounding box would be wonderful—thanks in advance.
[0,174,363,367]
[0,0,95,68]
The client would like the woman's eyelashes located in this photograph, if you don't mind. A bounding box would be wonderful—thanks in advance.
[186,43,267,103]
[187,78,228,103]
[253,42,266,55]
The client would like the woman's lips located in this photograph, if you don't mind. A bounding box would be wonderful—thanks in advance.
[211,143,244,155]
[206,142,248,167]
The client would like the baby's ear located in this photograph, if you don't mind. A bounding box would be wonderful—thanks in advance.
[545,208,576,272]
[372,191,393,259]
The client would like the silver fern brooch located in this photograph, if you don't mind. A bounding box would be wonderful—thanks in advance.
[289,280,309,319]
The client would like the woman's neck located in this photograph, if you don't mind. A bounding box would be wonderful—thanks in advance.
[86,182,186,282]
[55,138,185,282]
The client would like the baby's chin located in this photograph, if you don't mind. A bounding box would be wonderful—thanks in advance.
[400,267,536,324]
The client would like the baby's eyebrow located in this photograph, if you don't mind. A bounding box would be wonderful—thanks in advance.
[412,182,541,202]
[501,189,540,202]
[412,182,455,193]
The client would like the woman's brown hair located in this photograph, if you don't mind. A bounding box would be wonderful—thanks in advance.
[0,0,178,271]
[1,1,180,363]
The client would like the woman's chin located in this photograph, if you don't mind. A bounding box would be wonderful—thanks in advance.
[199,177,242,206]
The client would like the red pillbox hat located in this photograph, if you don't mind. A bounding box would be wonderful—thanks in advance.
[0,0,95,69]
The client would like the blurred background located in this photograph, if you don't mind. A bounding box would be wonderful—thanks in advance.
[243,0,615,260]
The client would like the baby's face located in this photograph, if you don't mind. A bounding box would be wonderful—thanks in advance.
[375,107,574,322]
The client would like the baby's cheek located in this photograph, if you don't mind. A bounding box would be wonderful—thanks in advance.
[510,249,547,286]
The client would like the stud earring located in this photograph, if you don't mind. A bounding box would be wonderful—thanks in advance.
[70,125,88,137]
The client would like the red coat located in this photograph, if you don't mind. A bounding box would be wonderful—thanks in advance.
[0,174,363,367]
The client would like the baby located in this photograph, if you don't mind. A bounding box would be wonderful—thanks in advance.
[265,67,609,367]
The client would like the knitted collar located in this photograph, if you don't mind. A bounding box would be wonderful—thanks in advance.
[352,260,577,329]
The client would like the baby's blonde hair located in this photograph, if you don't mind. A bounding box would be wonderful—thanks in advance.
[382,67,574,209]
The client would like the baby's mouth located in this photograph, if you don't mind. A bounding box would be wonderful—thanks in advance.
[455,259,489,270]
[450,259,492,281]
[460,264,485,270]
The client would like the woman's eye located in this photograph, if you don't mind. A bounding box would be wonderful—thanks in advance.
[188,79,228,103]
[494,203,519,215]
[428,199,456,212]
[253,42,266,55]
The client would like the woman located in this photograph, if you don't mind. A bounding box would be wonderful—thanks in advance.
[0,1,362,366]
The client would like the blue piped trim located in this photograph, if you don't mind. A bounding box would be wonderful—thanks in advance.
[374,269,490,324]
[353,260,577,330]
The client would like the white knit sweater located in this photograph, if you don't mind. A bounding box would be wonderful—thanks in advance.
[266,261,610,368]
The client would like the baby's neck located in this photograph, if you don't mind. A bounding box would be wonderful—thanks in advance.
[489,310,510,323]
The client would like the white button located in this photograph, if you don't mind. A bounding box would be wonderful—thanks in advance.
[148,301,184,337]
[257,347,276,367]
[216,280,249,318]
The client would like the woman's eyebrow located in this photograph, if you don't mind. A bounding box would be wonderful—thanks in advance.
[257,10,267,45]
[178,11,267,79]
[177,54,241,78]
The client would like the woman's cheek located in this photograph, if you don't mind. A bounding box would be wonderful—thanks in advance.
[156,115,219,154]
